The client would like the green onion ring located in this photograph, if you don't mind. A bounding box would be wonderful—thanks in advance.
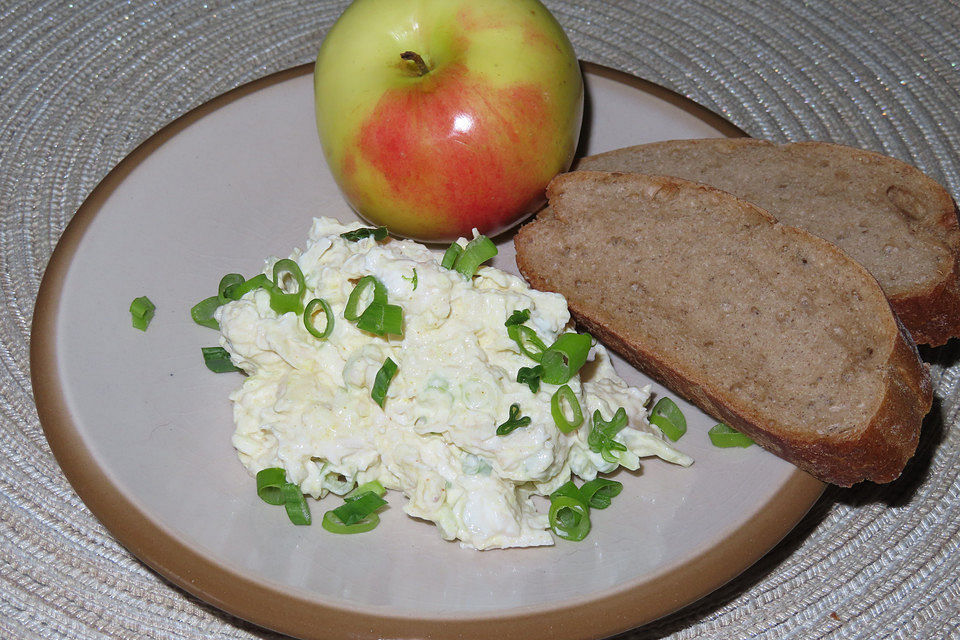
[217,273,245,304]
[540,332,592,385]
[190,295,221,330]
[270,259,306,315]
[371,357,398,407]
[256,468,287,505]
[129,296,155,331]
[321,510,380,534]
[281,482,312,525]
[507,325,547,361]
[650,397,687,441]
[346,480,387,499]
[440,242,463,269]
[453,235,498,277]
[548,494,591,541]
[550,385,584,433]
[344,275,387,322]
[303,297,334,340]
[579,478,623,509]
[708,423,754,448]
[201,346,241,373]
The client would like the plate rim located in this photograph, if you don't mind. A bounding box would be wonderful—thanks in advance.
[30,61,824,640]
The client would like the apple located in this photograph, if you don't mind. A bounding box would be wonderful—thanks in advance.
[314,0,583,242]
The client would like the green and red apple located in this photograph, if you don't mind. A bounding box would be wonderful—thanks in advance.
[314,0,583,241]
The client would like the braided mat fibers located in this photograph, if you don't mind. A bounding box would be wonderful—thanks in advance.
[2,0,959,638]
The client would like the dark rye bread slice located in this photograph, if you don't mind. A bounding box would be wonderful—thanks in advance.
[514,171,932,486]
[576,139,960,346]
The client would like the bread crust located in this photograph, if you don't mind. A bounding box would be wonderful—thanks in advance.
[577,139,960,346]
[515,171,933,486]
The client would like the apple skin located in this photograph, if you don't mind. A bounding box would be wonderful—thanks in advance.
[314,0,583,242]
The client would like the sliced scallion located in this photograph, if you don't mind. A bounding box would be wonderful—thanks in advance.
[371,357,398,407]
[507,325,547,361]
[340,226,388,242]
[190,295,221,330]
[270,259,306,315]
[579,478,623,509]
[255,468,287,505]
[321,510,380,534]
[402,268,418,291]
[129,296,155,331]
[440,242,463,269]
[504,309,531,327]
[516,365,542,393]
[227,273,272,300]
[588,407,629,463]
[356,301,404,337]
[550,385,584,434]
[344,275,387,322]
[346,480,387,499]
[281,482,311,525]
[217,273,245,304]
[453,235,497,277]
[322,490,387,534]
[496,403,531,436]
[540,332,592,385]
[708,423,754,448]
[201,346,240,373]
[304,297,334,340]
[649,397,687,441]
[548,481,591,541]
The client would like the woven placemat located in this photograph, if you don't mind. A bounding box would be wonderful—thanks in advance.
[2,0,959,638]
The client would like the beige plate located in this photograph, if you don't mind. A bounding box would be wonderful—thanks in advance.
[31,63,823,640]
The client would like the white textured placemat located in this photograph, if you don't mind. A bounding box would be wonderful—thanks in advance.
[2,1,959,638]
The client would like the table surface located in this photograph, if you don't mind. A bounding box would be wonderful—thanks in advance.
[2,1,959,638]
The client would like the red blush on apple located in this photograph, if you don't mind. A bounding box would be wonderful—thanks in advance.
[353,64,552,236]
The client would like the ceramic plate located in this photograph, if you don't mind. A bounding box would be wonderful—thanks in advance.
[32,63,823,640]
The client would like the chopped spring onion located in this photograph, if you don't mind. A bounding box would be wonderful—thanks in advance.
[346,480,386,499]
[504,309,531,327]
[507,325,548,361]
[256,468,287,505]
[321,510,380,534]
[356,301,404,337]
[371,357,398,407]
[579,478,623,509]
[496,403,532,436]
[225,273,272,300]
[402,268,418,290]
[708,423,754,448]
[440,242,463,269]
[129,296,155,331]
[303,297,334,339]
[340,226,388,242]
[649,397,687,441]
[190,295,221,330]
[201,346,241,373]
[516,365,542,393]
[281,482,311,525]
[453,235,498,277]
[588,407,629,463]
[540,332,592,385]
[551,385,584,433]
[322,490,388,534]
[548,481,591,541]
[217,273,245,304]
[270,259,306,315]
[344,275,387,322]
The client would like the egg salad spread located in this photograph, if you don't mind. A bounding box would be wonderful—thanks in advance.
[215,217,691,550]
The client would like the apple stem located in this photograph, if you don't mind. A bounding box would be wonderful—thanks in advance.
[400,51,430,77]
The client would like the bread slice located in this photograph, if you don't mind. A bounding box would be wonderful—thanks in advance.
[514,171,932,486]
[576,139,960,346]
